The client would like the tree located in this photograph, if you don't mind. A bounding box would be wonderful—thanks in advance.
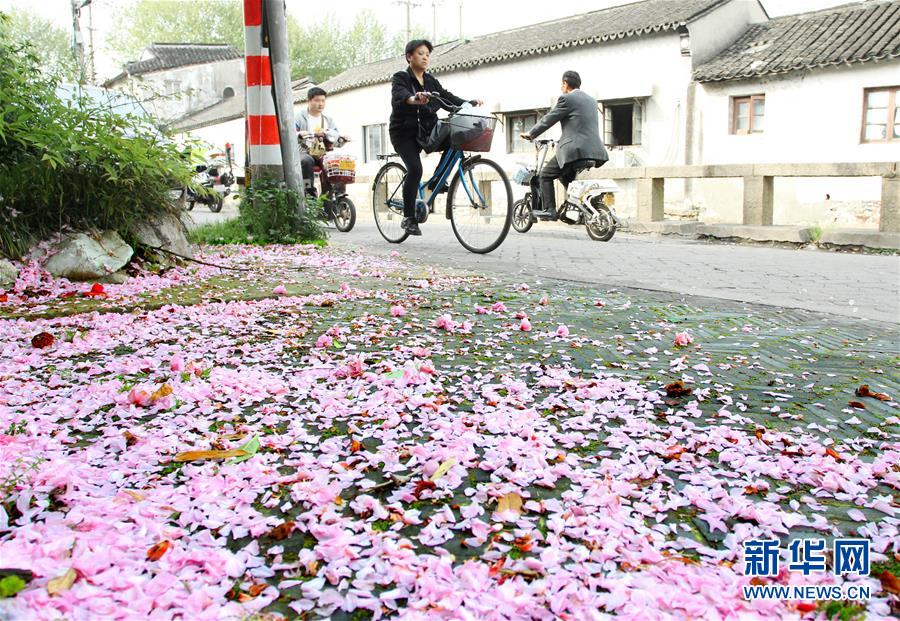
[108,0,244,62]
[4,8,79,81]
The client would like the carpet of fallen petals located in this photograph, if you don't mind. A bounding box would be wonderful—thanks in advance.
[0,244,898,620]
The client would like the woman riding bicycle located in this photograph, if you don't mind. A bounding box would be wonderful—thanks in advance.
[390,39,483,236]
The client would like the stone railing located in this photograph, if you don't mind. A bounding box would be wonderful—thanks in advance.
[575,162,899,233]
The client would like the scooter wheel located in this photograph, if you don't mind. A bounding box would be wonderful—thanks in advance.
[512,198,534,233]
[209,195,224,213]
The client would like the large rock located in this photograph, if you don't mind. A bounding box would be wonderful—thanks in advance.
[0,259,17,288]
[44,231,133,281]
[130,212,193,260]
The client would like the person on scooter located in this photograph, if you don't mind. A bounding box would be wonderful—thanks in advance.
[520,71,608,219]
[296,87,342,196]
[389,39,483,236]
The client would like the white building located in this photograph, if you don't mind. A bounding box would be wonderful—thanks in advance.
[311,0,899,228]
[105,43,245,124]
[691,0,900,226]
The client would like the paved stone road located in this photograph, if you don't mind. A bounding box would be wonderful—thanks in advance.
[328,219,900,324]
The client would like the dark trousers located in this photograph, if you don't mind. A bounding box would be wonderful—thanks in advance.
[299,152,331,196]
[390,133,422,218]
[540,156,593,212]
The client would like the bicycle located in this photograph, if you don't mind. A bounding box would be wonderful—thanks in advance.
[371,94,513,254]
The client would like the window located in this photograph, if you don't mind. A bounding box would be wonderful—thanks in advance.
[363,123,387,163]
[862,86,899,143]
[731,94,764,134]
[601,99,643,146]
[506,111,542,152]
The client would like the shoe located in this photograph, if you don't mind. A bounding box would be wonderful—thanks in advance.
[401,217,422,236]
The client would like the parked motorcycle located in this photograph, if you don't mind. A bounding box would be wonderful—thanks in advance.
[183,144,236,213]
[512,138,620,241]
[298,134,356,232]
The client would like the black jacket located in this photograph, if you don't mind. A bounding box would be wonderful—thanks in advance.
[389,67,469,139]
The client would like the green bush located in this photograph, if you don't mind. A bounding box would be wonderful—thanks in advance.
[237,181,327,244]
[0,12,195,259]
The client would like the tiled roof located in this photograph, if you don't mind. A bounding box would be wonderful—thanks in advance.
[694,0,900,82]
[124,43,243,76]
[319,0,729,95]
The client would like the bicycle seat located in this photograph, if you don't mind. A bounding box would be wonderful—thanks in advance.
[535,139,554,146]
[377,153,398,160]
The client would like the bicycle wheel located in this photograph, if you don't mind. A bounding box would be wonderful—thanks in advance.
[372,162,409,244]
[446,158,512,254]
[333,196,356,232]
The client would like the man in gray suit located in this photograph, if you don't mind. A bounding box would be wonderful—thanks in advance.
[521,71,608,218]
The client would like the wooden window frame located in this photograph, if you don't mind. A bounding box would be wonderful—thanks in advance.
[362,123,387,163]
[730,94,764,135]
[860,86,899,144]
[505,111,543,153]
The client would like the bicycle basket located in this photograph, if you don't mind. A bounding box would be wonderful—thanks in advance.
[449,114,496,152]
[322,154,356,184]
[512,164,535,186]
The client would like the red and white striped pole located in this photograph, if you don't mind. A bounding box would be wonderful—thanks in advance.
[243,0,282,180]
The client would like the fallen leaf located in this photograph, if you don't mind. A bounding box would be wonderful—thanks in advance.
[31,332,54,349]
[173,449,248,462]
[46,568,77,595]
[496,492,523,515]
[855,384,891,401]
[429,457,457,482]
[247,583,267,597]
[665,381,692,398]
[231,435,260,464]
[123,431,139,446]
[146,540,170,561]
[268,521,295,540]
[744,485,761,495]
[825,447,844,462]
[123,490,145,501]
[150,383,173,402]
[412,479,437,498]
[349,439,363,453]
[877,570,900,595]
[848,400,866,410]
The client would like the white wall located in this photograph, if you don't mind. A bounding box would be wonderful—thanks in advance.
[125,59,244,122]
[180,117,246,177]
[321,31,694,181]
[693,62,900,226]
[688,0,768,66]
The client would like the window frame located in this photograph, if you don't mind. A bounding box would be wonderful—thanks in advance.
[362,123,387,163]
[504,110,545,153]
[599,98,644,147]
[860,86,899,144]
[730,94,765,135]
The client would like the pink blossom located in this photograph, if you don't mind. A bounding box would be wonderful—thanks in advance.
[519,317,532,332]
[556,325,569,337]
[539,296,549,306]
[475,305,488,314]
[128,386,152,407]
[390,305,406,317]
[315,334,333,348]
[390,250,400,257]
[491,302,507,312]
[433,314,456,331]
[674,332,694,347]
[517,283,530,292]
[594,299,606,307]
[170,355,185,372]
[273,284,287,295]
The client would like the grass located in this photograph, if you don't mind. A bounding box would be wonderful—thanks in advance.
[187,218,249,245]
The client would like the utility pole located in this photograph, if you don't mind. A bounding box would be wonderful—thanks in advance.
[87,1,96,83]
[394,0,421,42]
[458,0,463,40]
[431,0,442,43]
[264,0,304,202]
[70,0,90,85]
